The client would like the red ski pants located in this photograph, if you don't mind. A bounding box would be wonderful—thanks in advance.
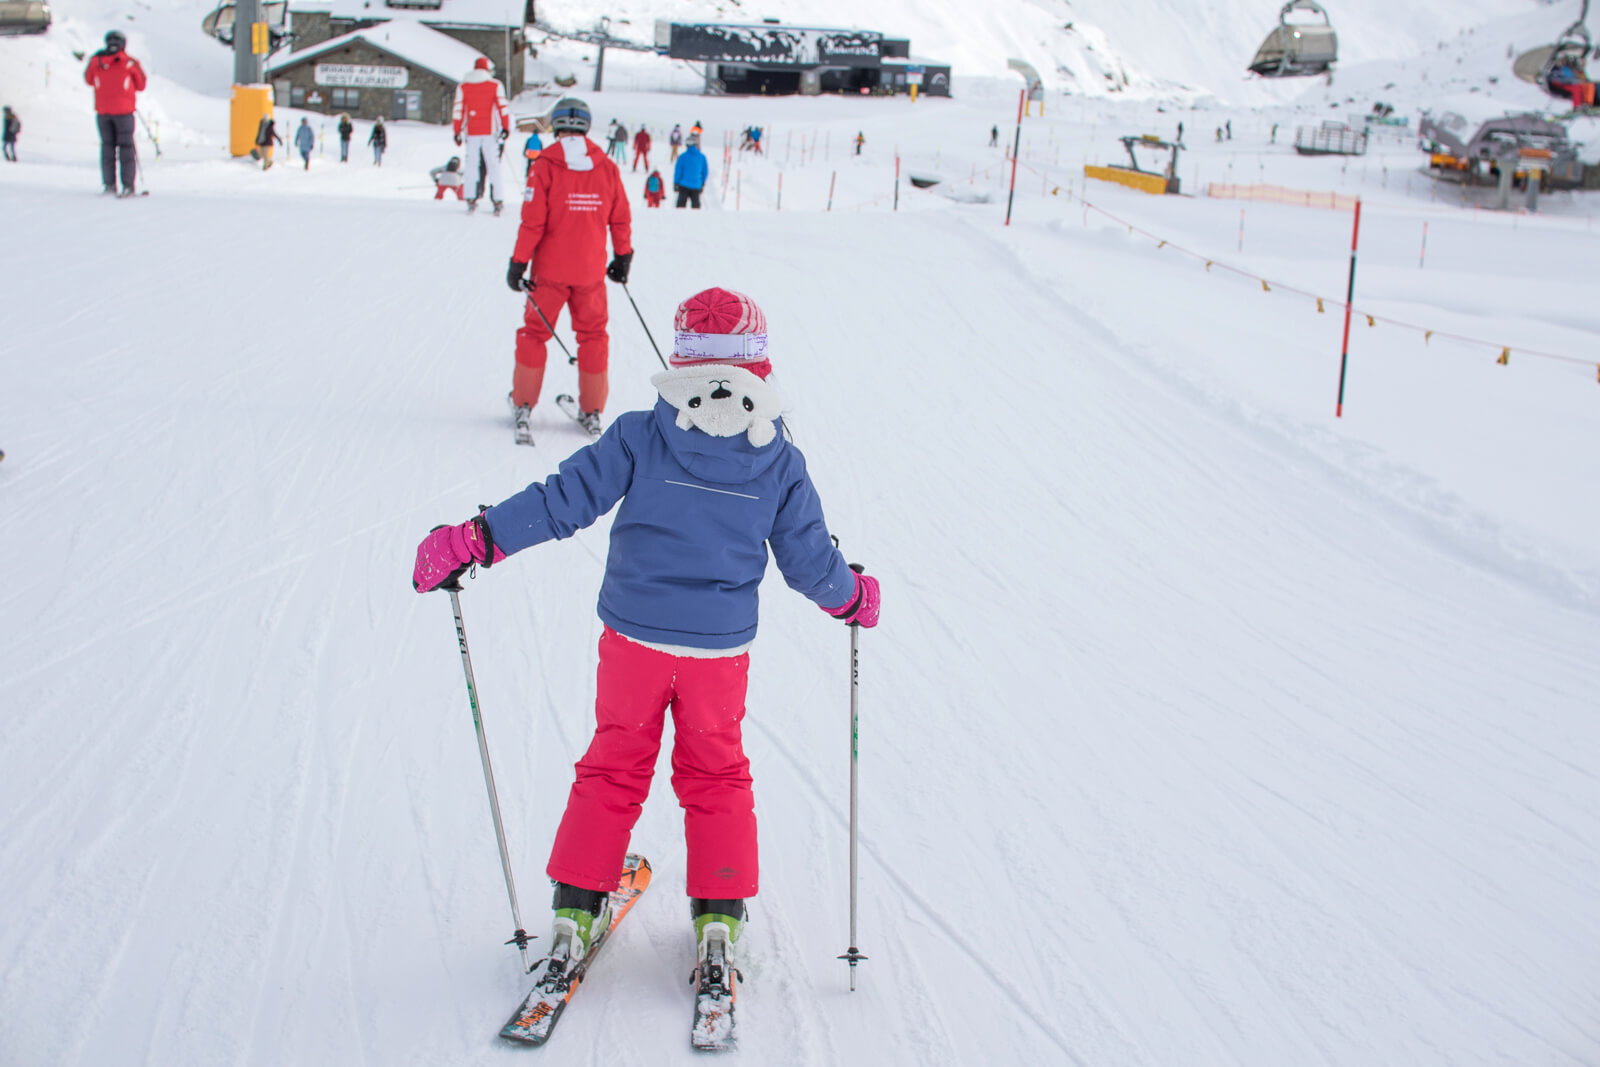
[514,277,609,412]
[547,628,757,899]
[434,183,463,200]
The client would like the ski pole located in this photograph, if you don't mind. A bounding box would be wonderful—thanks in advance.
[442,576,533,973]
[519,278,577,366]
[837,562,868,990]
[619,282,667,369]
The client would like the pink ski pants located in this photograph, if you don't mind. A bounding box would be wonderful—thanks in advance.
[547,628,757,899]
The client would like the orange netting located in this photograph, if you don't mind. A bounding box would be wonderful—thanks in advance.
[1206,183,1360,211]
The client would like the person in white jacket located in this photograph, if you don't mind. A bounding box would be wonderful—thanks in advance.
[452,55,510,214]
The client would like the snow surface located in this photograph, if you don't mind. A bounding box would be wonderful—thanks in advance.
[3,1,1600,1065]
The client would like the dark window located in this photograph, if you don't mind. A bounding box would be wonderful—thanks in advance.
[291,85,305,106]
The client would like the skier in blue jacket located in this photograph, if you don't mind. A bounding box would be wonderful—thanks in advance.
[294,118,315,169]
[412,286,881,1007]
[673,134,709,209]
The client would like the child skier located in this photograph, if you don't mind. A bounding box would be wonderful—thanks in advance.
[643,169,664,207]
[411,285,882,1037]
[430,155,465,199]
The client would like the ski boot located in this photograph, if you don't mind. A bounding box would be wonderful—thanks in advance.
[508,392,534,446]
[492,199,504,216]
[574,409,602,438]
[467,198,479,214]
[691,898,744,1050]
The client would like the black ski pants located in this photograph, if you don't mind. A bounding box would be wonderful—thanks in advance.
[676,185,702,209]
[97,113,136,192]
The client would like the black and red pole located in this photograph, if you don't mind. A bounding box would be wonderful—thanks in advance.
[1004,89,1024,226]
[1334,198,1363,417]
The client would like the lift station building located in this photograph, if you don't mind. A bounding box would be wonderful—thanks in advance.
[654,19,951,97]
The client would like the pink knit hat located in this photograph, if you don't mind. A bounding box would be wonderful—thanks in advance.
[672,287,772,380]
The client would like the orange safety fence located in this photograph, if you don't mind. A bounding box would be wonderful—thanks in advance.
[1206,182,1360,211]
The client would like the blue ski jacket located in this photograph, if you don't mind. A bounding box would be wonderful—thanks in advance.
[674,145,709,190]
[482,398,856,649]
[294,123,314,153]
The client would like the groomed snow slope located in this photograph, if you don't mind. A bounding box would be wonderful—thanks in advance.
[3,90,1600,1064]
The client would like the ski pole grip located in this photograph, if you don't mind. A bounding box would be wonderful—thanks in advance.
[849,563,863,574]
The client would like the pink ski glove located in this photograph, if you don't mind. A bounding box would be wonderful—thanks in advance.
[824,569,880,628]
[412,514,506,593]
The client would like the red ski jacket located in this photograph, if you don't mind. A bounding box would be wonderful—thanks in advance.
[83,50,147,115]
[512,137,632,287]
[633,128,651,152]
[451,69,509,138]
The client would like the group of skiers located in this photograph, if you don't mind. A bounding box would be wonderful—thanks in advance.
[66,29,883,1043]
[251,113,386,170]
[414,90,882,1044]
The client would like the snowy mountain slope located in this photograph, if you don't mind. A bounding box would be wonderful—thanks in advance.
[535,0,1550,102]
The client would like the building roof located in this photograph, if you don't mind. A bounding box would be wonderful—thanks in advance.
[267,20,487,81]
[303,0,524,29]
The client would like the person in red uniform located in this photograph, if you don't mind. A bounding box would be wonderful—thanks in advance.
[504,97,632,439]
[631,125,651,172]
[451,55,511,213]
[83,30,147,196]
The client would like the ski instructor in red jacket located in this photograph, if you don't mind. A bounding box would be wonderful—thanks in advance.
[83,30,147,196]
[505,97,633,440]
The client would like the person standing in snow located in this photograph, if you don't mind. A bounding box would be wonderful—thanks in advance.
[411,285,882,992]
[452,55,511,214]
[294,117,315,170]
[643,169,664,208]
[523,128,543,177]
[989,124,998,147]
[608,121,628,162]
[254,114,282,170]
[504,97,633,440]
[2,107,19,162]
[337,113,353,162]
[673,133,708,209]
[83,30,147,196]
[369,117,387,165]
[854,131,865,156]
[1176,121,1184,143]
[668,123,683,162]
[1225,119,1232,140]
[631,124,651,172]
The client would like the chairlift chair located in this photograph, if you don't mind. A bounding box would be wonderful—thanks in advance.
[0,0,51,35]
[1248,0,1338,77]
[200,0,288,48]
[1512,0,1597,101]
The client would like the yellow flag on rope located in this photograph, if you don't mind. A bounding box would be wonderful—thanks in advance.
[1365,315,1376,327]
[1498,347,1510,365]
[1425,331,1433,345]
[1261,279,1271,292]
[1316,298,1325,313]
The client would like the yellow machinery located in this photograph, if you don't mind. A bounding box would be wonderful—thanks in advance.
[1084,134,1183,195]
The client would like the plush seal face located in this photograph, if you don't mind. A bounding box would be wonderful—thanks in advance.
[651,364,782,447]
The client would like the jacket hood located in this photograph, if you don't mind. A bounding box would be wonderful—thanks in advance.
[463,67,492,84]
[542,136,606,172]
[650,396,784,484]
